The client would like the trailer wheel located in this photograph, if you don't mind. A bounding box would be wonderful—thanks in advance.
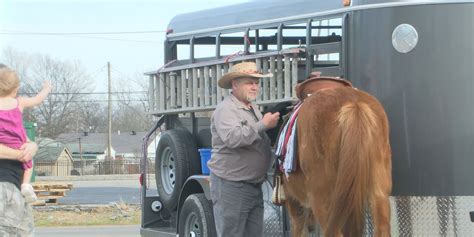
[178,194,216,237]
[155,128,200,210]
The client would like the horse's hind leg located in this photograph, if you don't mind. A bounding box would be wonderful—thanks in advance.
[308,197,341,237]
[371,145,392,237]
[286,198,309,237]
[370,194,391,237]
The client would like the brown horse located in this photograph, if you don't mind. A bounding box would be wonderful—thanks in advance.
[282,78,392,237]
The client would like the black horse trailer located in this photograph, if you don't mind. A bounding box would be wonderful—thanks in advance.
[140,0,474,236]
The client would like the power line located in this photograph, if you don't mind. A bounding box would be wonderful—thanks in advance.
[110,67,132,79]
[43,99,148,103]
[19,91,147,95]
[109,66,147,86]
[0,30,166,35]
[84,64,107,79]
[1,30,163,44]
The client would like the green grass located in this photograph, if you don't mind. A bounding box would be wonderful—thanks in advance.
[33,204,140,227]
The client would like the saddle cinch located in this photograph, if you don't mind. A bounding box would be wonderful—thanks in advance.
[271,72,353,206]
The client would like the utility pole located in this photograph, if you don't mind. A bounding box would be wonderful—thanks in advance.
[78,137,84,175]
[107,62,113,174]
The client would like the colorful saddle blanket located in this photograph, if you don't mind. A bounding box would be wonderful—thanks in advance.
[275,102,302,176]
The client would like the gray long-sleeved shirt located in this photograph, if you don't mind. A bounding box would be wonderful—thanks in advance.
[208,94,272,184]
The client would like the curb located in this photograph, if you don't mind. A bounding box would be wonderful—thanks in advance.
[35,174,155,182]
[33,203,140,211]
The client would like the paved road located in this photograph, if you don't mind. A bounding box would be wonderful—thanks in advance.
[33,177,162,236]
[58,179,157,205]
[36,225,141,237]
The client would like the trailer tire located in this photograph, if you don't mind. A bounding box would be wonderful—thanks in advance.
[155,128,201,210]
[178,194,217,237]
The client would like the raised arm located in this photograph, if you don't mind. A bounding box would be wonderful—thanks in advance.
[18,81,52,109]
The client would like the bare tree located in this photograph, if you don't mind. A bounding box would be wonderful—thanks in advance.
[30,55,94,137]
[1,47,31,80]
[112,71,153,132]
[112,103,151,132]
[2,48,155,137]
[1,48,94,138]
[77,101,107,133]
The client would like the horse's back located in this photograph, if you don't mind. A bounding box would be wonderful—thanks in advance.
[301,87,387,125]
[288,86,391,236]
[297,86,390,178]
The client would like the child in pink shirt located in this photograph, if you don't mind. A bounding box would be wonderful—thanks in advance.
[0,67,52,203]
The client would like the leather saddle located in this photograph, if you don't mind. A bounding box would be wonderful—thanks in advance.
[295,72,353,100]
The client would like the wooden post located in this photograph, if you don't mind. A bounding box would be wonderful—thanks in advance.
[148,75,155,111]
[181,69,187,108]
[284,55,291,99]
[223,64,230,96]
[107,62,112,173]
[269,56,276,100]
[165,73,171,109]
[177,73,182,107]
[188,69,193,107]
[256,58,262,102]
[277,56,283,99]
[216,64,223,102]
[292,56,298,98]
[204,66,210,106]
[155,75,159,111]
[199,68,205,107]
[211,66,217,105]
[262,58,269,101]
[192,68,198,108]
[159,73,165,111]
[170,72,176,108]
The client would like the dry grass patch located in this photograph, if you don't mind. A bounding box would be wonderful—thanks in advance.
[34,203,140,227]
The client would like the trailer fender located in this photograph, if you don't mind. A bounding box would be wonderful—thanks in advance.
[176,175,212,232]
[178,175,211,209]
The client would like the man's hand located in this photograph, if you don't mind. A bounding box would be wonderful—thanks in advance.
[262,112,280,129]
[17,142,38,163]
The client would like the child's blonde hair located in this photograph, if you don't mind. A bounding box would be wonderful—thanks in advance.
[0,67,20,96]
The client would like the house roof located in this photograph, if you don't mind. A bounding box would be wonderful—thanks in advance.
[34,146,72,162]
[36,137,65,148]
[67,144,106,154]
[56,131,156,155]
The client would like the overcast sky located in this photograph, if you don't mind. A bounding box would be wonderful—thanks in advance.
[0,0,248,91]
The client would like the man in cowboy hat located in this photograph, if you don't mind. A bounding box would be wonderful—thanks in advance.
[208,61,280,237]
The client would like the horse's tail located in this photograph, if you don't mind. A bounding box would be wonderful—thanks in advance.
[326,101,380,237]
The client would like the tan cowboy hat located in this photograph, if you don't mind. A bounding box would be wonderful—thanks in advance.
[218,62,273,89]
[295,72,352,100]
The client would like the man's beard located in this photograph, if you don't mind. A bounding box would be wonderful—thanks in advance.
[246,93,258,102]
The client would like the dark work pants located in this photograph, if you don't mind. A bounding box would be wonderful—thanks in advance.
[210,173,264,237]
